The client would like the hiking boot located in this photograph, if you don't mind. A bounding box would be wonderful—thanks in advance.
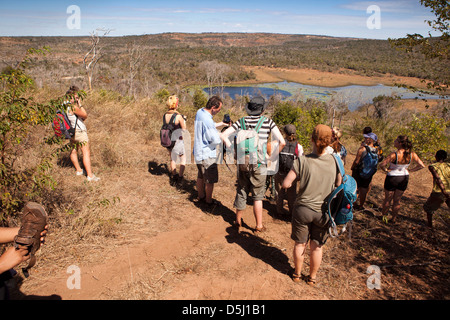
[169,173,179,186]
[87,174,100,182]
[13,202,48,277]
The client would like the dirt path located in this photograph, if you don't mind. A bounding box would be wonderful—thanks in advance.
[12,140,449,301]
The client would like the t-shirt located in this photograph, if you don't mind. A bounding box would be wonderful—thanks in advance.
[431,162,450,194]
[293,153,338,213]
[66,103,87,131]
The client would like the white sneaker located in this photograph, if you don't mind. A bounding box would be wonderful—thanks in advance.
[87,174,100,182]
[76,170,84,176]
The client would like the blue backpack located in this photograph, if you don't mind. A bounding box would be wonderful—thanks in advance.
[327,154,358,238]
[359,146,379,178]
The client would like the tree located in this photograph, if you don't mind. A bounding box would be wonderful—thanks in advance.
[193,89,208,109]
[0,48,68,219]
[199,60,230,97]
[389,0,449,94]
[127,42,143,98]
[83,28,113,90]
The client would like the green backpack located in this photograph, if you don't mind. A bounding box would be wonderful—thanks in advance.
[235,116,266,172]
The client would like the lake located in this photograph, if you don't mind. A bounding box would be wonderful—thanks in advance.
[203,81,445,111]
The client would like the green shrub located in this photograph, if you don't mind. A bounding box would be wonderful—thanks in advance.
[0,47,68,219]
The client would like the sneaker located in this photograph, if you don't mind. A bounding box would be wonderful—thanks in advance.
[87,174,100,182]
[76,170,84,176]
[13,202,48,277]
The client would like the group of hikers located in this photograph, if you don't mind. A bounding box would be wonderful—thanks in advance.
[1,88,448,298]
[161,93,450,286]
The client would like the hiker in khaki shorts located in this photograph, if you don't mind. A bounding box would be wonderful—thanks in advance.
[221,96,285,233]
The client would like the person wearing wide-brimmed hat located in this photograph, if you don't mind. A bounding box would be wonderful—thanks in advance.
[282,124,342,286]
[221,96,285,233]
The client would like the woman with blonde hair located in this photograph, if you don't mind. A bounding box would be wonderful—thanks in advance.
[282,124,342,286]
[331,127,347,165]
[379,135,425,223]
[163,95,186,187]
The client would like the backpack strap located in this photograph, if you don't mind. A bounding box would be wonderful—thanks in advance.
[327,154,346,237]
[239,117,247,130]
[254,116,266,133]
[163,112,178,125]
[333,153,346,178]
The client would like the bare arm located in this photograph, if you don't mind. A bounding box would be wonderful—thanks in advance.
[0,227,19,244]
[379,152,395,173]
[409,152,426,173]
[351,147,364,171]
[282,169,297,189]
[429,165,449,199]
[220,125,236,149]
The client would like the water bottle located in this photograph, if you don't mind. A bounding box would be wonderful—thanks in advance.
[336,204,352,225]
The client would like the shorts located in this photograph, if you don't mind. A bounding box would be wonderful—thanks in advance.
[423,192,448,214]
[352,169,373,189]
[70,130,89,144]
[291,205,330,246]
[233,166,267,210]
[384,175,409,192]
[170,139,185,158]
[197,158,218,184]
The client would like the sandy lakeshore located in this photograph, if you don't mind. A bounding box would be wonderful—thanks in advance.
[242,66,436,90]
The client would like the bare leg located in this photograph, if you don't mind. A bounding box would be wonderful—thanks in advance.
[293,241,307,276]
[235,209,243,226]
[204,183,214,203]
[382,190,394,216]
[309,241,323,281]
[80,142,93,178]
[359,187,369,208]
[196,178,205,200]
[70,147,82,173]
[390,190,405,222]
[253,200,263,230]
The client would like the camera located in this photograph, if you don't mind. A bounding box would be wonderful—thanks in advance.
[223,114,231,124]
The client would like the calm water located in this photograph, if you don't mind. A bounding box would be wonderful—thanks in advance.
[204,81,444,111]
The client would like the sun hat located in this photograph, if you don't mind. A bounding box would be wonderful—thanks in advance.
[245,96,268,116]
[363,132,378,141]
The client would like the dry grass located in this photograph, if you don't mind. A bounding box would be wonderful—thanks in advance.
[6,84,449,301]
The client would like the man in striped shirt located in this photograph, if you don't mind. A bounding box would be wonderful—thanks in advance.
[221,96,285,233]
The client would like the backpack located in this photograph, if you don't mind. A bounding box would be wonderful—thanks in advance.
[359,146,379,178]
[278,141,298,175]
[160,113,177,149]
[52,109,77,139]
[374,143,384,162]
[235,116,266,172]
[327,154,358,238]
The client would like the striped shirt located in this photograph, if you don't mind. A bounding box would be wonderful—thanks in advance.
[232,116,276,142]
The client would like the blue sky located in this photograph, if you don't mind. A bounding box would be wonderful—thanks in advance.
[0,0,439,39]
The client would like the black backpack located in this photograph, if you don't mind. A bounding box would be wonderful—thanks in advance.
[160,113,177,149]
[278,141,298,175]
